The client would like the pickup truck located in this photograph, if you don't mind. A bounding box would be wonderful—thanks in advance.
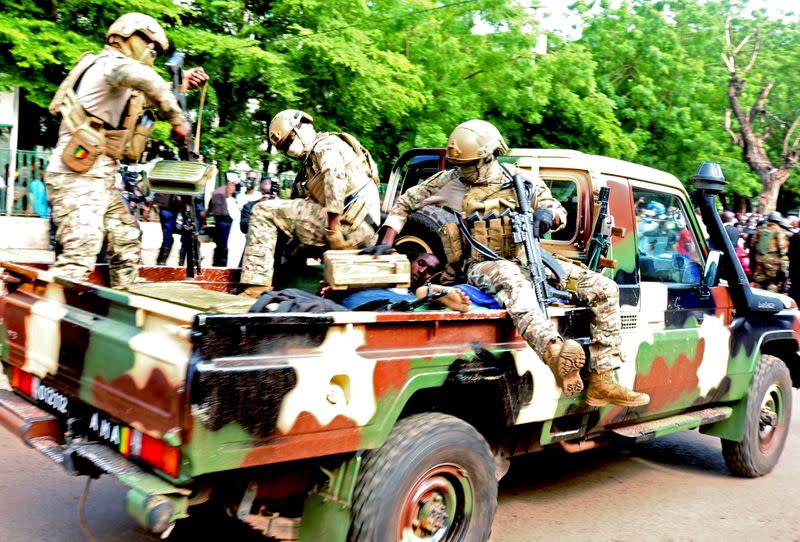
[1,150,798,542]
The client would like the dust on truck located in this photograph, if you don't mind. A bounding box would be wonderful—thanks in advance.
[1,150,799,541]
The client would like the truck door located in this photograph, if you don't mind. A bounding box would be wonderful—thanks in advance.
[630,184,732,413]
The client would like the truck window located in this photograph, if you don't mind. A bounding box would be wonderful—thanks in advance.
[541,179,577,242]
[633,188,703,284]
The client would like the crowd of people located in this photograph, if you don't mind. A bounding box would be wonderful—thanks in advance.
[719,209,799,305]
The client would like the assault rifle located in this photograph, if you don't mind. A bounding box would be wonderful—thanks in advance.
[499,164,568,316]
[165,52,202,279]
[586,187,623,272]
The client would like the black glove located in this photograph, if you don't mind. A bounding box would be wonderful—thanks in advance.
[359,243,393,256]
[531,208,554,238]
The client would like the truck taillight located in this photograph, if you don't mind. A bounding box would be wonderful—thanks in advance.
[120,426,180,478]
[11,367,37,397]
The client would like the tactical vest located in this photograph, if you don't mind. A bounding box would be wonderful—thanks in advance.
[49,52,153,171]
[756,226,779,256]
[304,133,379,206]
[461,182,523,263]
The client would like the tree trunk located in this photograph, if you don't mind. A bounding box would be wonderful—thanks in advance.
[757,169,790,214]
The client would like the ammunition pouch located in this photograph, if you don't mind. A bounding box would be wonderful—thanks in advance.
[61,119,105,173]
[305,171,326,206]
[441,222,464,268]
[104,129,127,160]
[123,111,155,161]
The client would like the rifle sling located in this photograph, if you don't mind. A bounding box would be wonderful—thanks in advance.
[444,206,566,281]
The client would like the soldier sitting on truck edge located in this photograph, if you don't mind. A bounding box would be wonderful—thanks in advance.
[379,120,650,407]
[239,110,381,298]
[45,13,208,288]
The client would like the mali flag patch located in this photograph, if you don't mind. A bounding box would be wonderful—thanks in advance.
[73,145,89,159]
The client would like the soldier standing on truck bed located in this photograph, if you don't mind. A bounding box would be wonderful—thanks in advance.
[380,120,650,407]
[45,13,208,288]
[239,110,381,298]
[750,211,789,293]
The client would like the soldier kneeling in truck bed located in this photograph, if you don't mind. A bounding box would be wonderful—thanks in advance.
[380,120,650,407]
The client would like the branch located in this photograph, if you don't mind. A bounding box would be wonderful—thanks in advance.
[741,37,760,77]
[731,31,755,57]
[749,82,774,124]
[782,114,800,156]
[724,109,742,147]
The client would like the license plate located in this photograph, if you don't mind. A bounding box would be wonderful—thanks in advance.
[33,381,69,415]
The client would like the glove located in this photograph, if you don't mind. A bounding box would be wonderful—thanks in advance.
[531,208,554,238]
[326,228,355,250]
[359,243,393,256]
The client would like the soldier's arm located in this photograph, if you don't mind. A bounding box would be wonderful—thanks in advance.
[383,170,454,235]
[528,173,567,232]
[104,57,186,126]
[313,139,348,216]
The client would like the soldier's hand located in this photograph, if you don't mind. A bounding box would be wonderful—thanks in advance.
[184,67,209,90]
[170,121,191,146]
[359,243,393,256]
[531,208,554,237]
[326,228,355,250]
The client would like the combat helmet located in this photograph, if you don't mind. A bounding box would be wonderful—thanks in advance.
[269,110,313,149]
[107,13,169,54]
[446,120,508,164]
[768,211,783,223]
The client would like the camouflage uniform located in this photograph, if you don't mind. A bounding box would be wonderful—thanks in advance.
[751,222,789,292]
[385,163,623,372]
[46,46,186,288]
[241,133,379,287]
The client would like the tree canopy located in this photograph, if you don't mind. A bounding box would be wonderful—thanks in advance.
[1,0,798,208]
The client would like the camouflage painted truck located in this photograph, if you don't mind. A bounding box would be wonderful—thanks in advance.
[1,150,799,542]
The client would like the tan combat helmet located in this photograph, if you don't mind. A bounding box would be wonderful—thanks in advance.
[446,120,508,164]
[269,109,313,149]
[107,13,169,54]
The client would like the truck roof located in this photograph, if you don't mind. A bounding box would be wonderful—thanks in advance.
[509,148,685,191]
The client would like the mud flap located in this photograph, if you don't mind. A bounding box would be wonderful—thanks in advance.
[297,454,362,542]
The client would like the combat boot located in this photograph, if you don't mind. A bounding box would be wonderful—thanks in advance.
[543,339,586,397]
[585,371,650,407]
[239,285,272,298]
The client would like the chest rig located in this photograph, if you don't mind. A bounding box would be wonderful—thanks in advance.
[461,181,524,263]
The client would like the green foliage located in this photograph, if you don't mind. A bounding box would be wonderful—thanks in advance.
[0,0,797,207]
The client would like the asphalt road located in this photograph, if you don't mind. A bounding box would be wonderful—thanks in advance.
[1,391,798,542]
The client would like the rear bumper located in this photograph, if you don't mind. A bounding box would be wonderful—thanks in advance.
[0,388,190,534]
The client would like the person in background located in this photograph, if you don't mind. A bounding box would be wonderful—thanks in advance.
[789,218,800,307]
[208,176,237,266]
[750,211,789,292]
[28,173,50,218]
[240,177,275,235]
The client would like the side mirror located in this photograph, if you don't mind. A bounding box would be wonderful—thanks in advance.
[703,250,722,287]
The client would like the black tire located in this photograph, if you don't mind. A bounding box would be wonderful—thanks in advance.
[395,205,456,263]
[350,413,497,542]
[721,354,793,478]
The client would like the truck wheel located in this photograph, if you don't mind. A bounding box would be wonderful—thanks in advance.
[394,206,455,263]
[721,354,793,478]
[350,413,497,542]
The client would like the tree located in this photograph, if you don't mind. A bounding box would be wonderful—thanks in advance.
[722,15,800,213]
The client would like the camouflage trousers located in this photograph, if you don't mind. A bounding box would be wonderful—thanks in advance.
[46,172,141,289]
[240,198,377,286]
[752,256,786,293]
[468,259,622,373]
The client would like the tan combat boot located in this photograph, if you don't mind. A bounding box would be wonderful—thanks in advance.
[543,339,586,397]
[239,285,272,298]
[585,372,650,407]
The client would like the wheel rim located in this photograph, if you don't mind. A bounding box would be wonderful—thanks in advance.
[758,383,785,454]
[398,464,473,542]
[395,235,434,255]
